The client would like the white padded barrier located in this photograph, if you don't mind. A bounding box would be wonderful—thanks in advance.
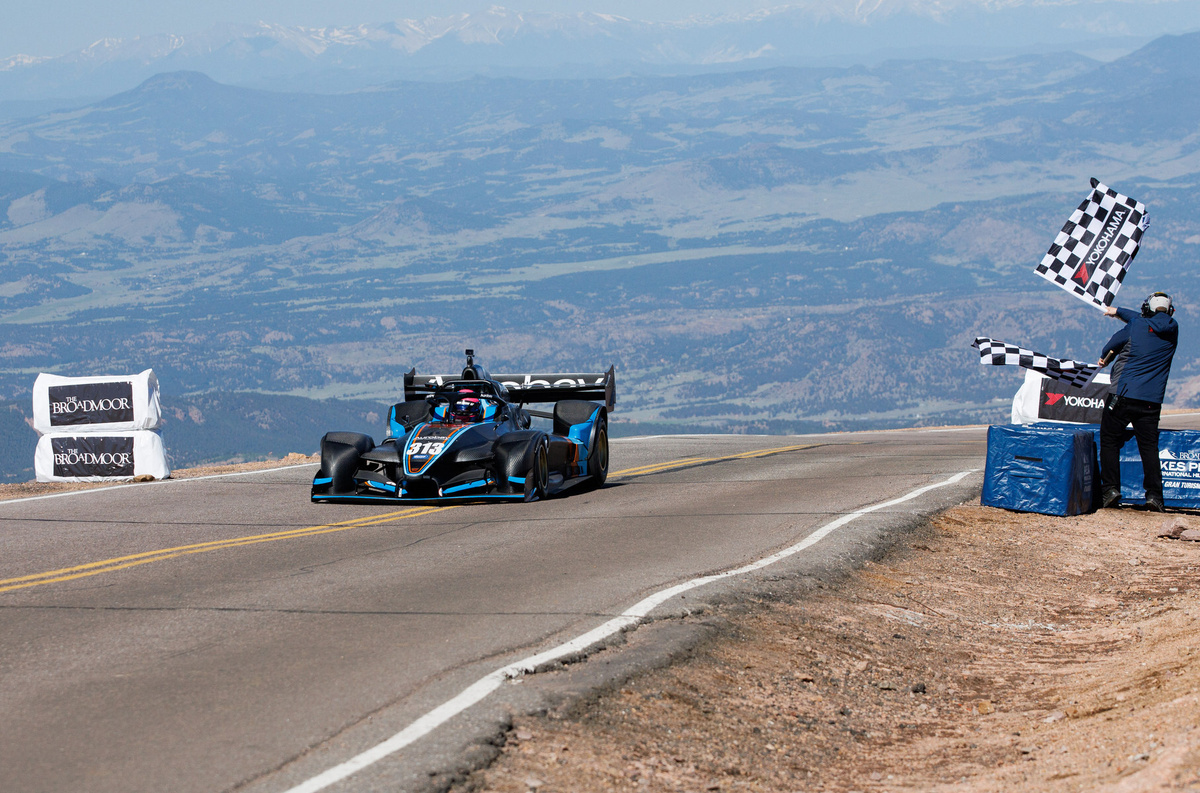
[34,431,170,482]
[32,369,162,436]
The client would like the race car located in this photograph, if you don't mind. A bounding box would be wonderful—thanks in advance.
[311,350,614,503]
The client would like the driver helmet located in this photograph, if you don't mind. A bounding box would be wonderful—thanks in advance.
[450,394,484,423]
[1142,291,1174,317]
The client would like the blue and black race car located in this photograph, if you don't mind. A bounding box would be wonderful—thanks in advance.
[311,350,614,503]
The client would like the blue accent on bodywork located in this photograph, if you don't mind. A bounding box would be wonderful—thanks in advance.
[312,476,333,486]
[312,492,523,504]
[443,479,488,494]
[566,407,600,476]
[363,479,397,492]
[508,475,525,484]
[312,493,400,502]
[567,407,601,450]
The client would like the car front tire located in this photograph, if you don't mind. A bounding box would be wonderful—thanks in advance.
[524,439,549,502]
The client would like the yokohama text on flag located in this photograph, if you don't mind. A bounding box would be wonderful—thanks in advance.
[1034,178,1149,310]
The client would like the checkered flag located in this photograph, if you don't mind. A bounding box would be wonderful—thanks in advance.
[972,337,1101,389]
[1035,178,1149,310]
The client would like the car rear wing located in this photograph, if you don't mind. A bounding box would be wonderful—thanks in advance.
[404,366,615,410]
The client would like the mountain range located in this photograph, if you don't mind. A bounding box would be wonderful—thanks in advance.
[3,2,1199,107]
[0,31,1199,481]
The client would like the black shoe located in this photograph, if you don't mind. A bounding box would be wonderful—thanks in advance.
[1101,488,1122,509]
[1144,494,1166,512]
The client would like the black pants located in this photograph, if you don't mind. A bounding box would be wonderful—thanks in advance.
[1100,393,1163,500]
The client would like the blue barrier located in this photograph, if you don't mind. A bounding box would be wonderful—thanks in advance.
[1031,423,1200,508]
[983,424,1095,516]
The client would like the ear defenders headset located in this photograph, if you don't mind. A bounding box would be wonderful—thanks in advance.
[1141,291,1174,317]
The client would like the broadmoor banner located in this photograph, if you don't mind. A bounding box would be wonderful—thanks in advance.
[35,431,170,482]
[32,369,162,435]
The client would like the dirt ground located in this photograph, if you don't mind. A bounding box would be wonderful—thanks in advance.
[0,452,318,501]
[462,503,1200,793]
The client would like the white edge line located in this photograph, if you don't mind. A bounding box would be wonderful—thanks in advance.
[0,463,320,506]
[282,468,979,793]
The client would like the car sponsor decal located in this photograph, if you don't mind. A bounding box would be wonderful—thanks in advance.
[499,375,607,388]
[403,423,471,476]
[414,374,606,389]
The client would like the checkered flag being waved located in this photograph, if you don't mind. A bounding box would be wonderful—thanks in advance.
[1035,178,1149,311]
[972,337,1101,389]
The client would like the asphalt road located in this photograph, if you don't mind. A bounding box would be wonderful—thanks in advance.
[1,426,1005,792]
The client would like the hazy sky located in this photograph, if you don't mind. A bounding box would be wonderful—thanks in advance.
[3,0,772,57]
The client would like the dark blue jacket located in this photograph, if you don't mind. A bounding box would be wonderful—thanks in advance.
[1102,306,1178,403]
[1101,323,1130,388]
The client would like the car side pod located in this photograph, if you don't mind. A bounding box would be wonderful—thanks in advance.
[312,431,374,498]
[552,399,601,436]
[552,399,608,488]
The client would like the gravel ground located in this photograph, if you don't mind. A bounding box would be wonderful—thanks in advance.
[461,504,1200,793]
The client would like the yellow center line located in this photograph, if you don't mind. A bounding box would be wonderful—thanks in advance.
[0,507,433,586]
[610,443,820,478]
[608,457,713,477]
[612,457,724,477]
[0,506,453,595]
[733,443,822,459]
[4,442,822,596]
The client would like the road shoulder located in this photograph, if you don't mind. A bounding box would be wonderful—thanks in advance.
[463,503,1200,792]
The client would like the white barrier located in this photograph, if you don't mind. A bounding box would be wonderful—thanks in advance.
[31,369,162,436]
[31,369,169,482]
[34,431,171,483]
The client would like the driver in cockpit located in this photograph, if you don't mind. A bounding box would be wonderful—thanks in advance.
[448,392,488,423]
